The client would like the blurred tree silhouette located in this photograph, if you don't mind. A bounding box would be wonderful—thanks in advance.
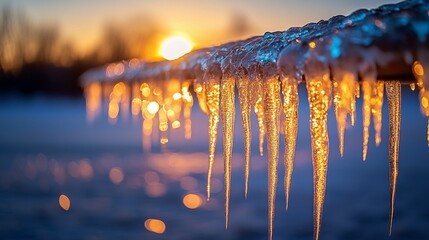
[0,6,76,73]
[0,6,163,97]
[92,16,163,63]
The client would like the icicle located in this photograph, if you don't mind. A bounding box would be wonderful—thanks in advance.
[205,80,220,200]
[413,60,429,146]
[362,81,371,160]
[385,81,401,236]
[332,71,356,157]
[350,89,356,127]
[281,77,299,210]
[372,82,384,146]
[220,76,235,229]
[263,78,281,240]
[140,83,156,152]
[108,82,127,124]
[131,82,142,118]
[355,83,361,99]
[142,118,153,152]
[305,61,331,240]
[159,105,169,145]
[84,82,102,123]
[182,82,193,139]
[361,63,377,161]
[255,97,265,156]
[332,79,346,157]
[254,81,265,157]
[120,83,130,120]
[194,83,209,115]
[237,76,252,198]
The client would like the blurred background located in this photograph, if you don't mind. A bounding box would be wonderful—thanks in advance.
[2,0,429,239]
[0,0,406,97]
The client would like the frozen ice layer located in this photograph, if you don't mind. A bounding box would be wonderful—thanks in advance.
[80,0,429,239]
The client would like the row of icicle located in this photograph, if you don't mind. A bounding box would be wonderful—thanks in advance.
[81,1,429,239]
[83,59,429,240]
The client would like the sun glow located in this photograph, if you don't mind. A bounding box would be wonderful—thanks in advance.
[159,35,193,60]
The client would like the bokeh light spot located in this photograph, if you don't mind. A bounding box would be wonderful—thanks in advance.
[147,101,160,114]
[109,167,124,184]
[144,218,166,234]
[183,193,203,209]
[59,194,70,211]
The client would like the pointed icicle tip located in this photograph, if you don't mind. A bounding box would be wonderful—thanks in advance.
[237,77,252,199]
[263,78,281,240]
[281,78,299,211]
[220,76,235,230]
[385,81,401,236]
[205,81,220,201]
[304,56,332,240]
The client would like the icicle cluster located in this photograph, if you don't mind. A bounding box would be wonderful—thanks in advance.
[81,0,429,239]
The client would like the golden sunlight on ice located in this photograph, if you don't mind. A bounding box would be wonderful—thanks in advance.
[205,80,220,200]
[237,76,252,198]
[385,81,401,236]
[305,61,332,240]
[84,82,102,123]
[263,78,281,240]
[82,46,429,240]
[249,78,266,158]
[220,76,235,229]
[281,77,299,210]
[332,71,357,157]
[372,82,385,146]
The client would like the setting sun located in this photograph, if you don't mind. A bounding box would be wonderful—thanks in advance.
[159,35,193,60]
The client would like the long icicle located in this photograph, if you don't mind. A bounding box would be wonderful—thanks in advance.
[221,76,235,229]
[206,80,220,200]
[263,77,281,240]
[385,81,401,236]
[281,77,299,210]
[332,78,346,157]
[362,80,372,161]
[237,76,252,198]
[361,63,377,161]
[306,67,331,240]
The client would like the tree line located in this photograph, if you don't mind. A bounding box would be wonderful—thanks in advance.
[0,6,163,97]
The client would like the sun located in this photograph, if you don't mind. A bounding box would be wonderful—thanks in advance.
[159,35,193,60]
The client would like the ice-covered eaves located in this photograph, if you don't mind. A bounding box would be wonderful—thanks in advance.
[80,1,429,240]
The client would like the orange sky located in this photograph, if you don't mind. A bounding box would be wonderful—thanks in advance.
[4,0,401,56]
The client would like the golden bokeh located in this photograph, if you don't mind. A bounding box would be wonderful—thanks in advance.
[182,193,203,209]
[59,194,71,211]
[109,167,124,184]
[147,101,160,115]
[144,218,166,234]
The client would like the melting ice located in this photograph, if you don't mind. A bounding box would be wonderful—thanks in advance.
[81,0,429,239]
